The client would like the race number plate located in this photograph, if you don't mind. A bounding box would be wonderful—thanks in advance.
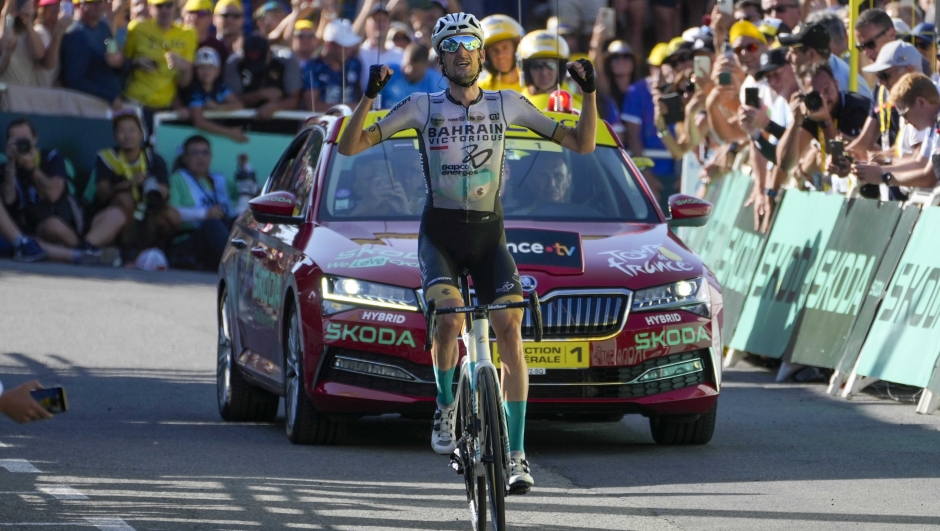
[528,368,546,375]
[492,341,590,369]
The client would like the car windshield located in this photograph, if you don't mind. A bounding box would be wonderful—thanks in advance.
[318,137,657,223]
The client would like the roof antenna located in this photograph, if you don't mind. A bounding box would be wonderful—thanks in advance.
[341,41,346,106]
[553,0,561,112]
[518,0,524,89]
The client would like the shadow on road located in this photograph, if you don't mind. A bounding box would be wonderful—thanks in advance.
[0,259,217,287]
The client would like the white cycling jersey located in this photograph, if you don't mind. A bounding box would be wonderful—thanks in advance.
[372,89,563,216]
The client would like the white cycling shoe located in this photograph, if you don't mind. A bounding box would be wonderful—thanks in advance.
[431,401,457,455]
[509,452,534,494]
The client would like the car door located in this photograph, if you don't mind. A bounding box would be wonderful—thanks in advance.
[247,127,326,381]
[237,130,313,380]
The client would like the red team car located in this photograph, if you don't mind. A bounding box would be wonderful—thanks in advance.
[216,110,722,445]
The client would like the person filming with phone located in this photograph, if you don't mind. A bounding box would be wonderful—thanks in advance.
[0,378,53,424]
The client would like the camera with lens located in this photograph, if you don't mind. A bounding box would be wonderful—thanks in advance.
[798,91,824,113]
[142,176,164,210]
[13,138,32,155]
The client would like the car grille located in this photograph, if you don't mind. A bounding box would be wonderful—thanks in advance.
[468,291,630,340]
[320,348,437,398]
[528,350,709,400]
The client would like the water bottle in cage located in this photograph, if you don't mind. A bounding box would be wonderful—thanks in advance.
[234,154,259,215]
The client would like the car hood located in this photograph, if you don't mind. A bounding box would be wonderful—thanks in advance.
[308,221,704,291]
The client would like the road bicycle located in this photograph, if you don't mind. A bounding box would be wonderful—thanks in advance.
[424,272,543,531]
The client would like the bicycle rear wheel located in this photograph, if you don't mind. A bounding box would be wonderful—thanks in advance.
[457,374,487,531]
[478,369,507,530]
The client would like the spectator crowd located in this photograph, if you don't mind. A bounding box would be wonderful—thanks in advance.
[1,0,940,269]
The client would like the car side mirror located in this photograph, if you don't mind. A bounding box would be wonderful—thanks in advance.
[666,194,712,228]
[249,191,304,225]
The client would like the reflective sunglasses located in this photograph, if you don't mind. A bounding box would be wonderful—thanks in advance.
[530,60,557,71]
[896,104,910,117]
[734,42,760,55]
[855,27,890,51]
[439,35,482,53]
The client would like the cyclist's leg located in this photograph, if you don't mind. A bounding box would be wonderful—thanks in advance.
[473,227,533,490]
[419,231,465,453]
[472,228,529,460]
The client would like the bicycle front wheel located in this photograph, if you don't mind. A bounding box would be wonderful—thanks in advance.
[457,374,486,531]
[479,369,507,530]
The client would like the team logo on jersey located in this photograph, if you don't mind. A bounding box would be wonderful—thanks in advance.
[469,111,486,123]
[430,114,445,127]
[490,113,500,121]
[463,144,493,169]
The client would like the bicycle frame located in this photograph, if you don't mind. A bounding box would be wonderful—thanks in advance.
[455,310,510,477]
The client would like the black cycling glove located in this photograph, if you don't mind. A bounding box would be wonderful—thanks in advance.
[364,65,391,99]
[567,58,596,94]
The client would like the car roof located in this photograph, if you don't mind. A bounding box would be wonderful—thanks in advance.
[334,109,620,147]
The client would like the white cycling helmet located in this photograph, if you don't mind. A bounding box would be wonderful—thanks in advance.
[431,12,485,53]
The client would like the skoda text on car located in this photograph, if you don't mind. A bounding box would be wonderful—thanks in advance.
[216,110,722,445]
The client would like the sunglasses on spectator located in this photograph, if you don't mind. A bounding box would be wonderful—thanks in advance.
[855,27,890,51]
[769,4,797,13]
[155,3,174,9]
[734,43,760,55]
[664,53,691,67]
[875,70,893,82]
[914,39,933,50]
[530,60,557,71]
[186,9,210,17]
[439,35,482,53]
[187,148,211,156]
[220,12,242,18]
[295,32,316,39]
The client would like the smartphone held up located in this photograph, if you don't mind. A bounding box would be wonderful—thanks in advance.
[30,387,68,414]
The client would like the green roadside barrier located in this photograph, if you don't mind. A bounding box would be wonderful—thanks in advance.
[696,171,751,272]
[681,175,725,253]
[790,199,904,368]
[852,206,940,388]
[712,189,772,343]
[833,205,919,378]
[729,190,844,358]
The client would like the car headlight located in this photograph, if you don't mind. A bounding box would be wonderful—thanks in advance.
[631,277,710,317]
[321,276,420,312]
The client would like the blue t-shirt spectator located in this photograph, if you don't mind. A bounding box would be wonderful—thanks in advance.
[301,56,362,107]
[380,64,444,108]
[621,78,675,178]
[60,20,124,104]
[182,79,232,108]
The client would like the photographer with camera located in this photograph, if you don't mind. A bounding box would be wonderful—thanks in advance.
[776,62,871,188]
[93,113,174,261]
[852,73,940,190]
[0,118,122,265]
[166,135,232,270]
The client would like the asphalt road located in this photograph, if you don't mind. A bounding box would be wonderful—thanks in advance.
[1,261,939,531]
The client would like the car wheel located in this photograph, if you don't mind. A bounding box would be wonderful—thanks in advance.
[284,303,345,445]
[649,404,717,445]
[217,286,279,422]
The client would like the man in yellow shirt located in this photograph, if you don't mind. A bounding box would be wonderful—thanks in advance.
[124,0,197,125]
[477,15,524,92]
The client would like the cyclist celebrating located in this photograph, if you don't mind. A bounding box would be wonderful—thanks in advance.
[338,12,597,493]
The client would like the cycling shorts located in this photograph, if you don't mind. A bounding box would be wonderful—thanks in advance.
[418,209,523,305]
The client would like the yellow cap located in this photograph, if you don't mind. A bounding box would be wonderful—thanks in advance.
[729,20,767,45]
[148,0,174,5]
[647,42,670,66]
[295,19,314,31]
[213,0,243,15]
[184,0,213,11]
[481,14,524,47]
[518,29,569,60]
